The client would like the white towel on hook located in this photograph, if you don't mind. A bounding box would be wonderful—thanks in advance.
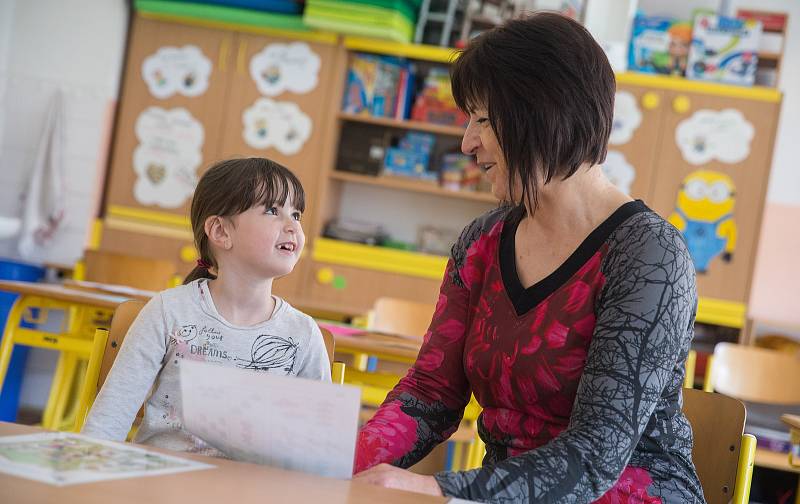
[18,90,66,257]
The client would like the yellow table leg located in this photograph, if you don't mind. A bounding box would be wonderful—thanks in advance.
[42,353,68,427]
[47,353,78,430]
[0,298,24,395]
[58,360,87,431]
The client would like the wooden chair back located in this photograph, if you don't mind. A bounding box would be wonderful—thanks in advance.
[97,300,147,391]
[83,250,176,291]
[74,299,146,432]
[319,326,345,384]
[682,388,751,504]
[711,342,800,405]
[320,326,335,368]
[369,297,435,339]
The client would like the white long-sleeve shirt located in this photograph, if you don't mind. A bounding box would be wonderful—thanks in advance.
[83,279,330,456]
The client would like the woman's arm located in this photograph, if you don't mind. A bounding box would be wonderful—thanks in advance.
[355,260,473,472]
[82,295,169,441]
[434,216,696,502]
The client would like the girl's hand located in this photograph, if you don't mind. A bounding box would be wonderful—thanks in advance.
[353,463,443,496]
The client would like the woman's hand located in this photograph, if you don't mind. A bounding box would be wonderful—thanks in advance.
[353,463,443,496]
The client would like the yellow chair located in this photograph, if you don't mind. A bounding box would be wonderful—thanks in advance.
[707,343,800,405]
[0,291,111,430]
[368,297,436,339]
[684,349,697,388]
[704,343,800,504]
[73,300,146,433]
[74,302,347,432]
[682,388,755,504]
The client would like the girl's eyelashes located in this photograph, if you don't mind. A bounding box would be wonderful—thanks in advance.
[265,205,302,221]
[476,117,489,125]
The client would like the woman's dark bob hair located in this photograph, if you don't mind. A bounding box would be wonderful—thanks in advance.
[451,12,616,210]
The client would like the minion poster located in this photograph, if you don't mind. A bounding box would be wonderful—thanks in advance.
[668,170,737,274]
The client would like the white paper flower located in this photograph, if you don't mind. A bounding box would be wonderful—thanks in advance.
[609,91,642,145]
[675,109,754,165]
[142,45,212,99]
[601,150,636,195]
[249,42,320,97]
[242,98,312,155]
[133,107,204,208]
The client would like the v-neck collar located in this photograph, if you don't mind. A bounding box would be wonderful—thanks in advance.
[499,200,649,316]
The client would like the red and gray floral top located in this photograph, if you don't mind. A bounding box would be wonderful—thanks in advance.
[355,201,706,503]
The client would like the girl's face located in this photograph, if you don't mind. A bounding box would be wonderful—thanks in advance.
[226,196,305,279]
[461,108,521,203]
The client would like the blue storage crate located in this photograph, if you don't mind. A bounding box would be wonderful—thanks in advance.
[0,259,46,421]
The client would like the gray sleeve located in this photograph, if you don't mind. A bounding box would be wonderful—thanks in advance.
[82,295,169,441]
[295,319,331,382]
[434,216,696,502]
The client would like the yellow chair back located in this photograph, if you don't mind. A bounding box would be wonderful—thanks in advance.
[74,299,145,432]
[709,342,800,405]
[682,388,755,504]
[369,297,435,339]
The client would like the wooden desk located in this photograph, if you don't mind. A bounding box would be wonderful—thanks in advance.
[319,321,422,363]
[62,279,156,301]
[755,447,800,474]
[1,422,448,504]
[0,280,129,310]
[334,331,421,363]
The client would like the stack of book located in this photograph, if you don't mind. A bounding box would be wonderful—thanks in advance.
[342,53,414,120]
[304,0,420,43]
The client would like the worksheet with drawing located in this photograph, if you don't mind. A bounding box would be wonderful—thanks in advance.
[180,360,361,479]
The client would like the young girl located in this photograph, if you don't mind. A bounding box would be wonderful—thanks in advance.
[83,157,330,456]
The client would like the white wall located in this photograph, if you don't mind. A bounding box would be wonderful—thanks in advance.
[0,0,128,266]
[727,0,800,206]
[0,0,128,411]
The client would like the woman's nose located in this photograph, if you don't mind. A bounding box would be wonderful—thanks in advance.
[461,121,480,155]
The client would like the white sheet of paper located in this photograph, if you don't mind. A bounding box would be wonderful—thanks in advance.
[179,360,361,479]
[0,432,212,486]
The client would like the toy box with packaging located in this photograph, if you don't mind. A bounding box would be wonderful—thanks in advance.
[382,131,437,181]
[686,14,762,86]
[629,15,693,76]
[410,67,468,127]
[440,153,485,192]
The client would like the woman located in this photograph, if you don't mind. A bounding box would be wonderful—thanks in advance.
[352,12,705,503]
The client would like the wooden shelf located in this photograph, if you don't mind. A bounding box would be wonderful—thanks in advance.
[755,448,800,474]
[616,72,782,103]
[338,112,466,137]
[312,237,448,280]
[330,170,497,204]
[695,297,746,329]
[758,52,781,60]
[343,36,458,63]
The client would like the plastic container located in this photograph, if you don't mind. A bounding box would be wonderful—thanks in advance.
[0,259,46,421]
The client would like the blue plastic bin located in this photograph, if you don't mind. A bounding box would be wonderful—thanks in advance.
[0,259,46,421]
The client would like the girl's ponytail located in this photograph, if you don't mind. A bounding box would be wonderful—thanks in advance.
[183,258,217,284]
